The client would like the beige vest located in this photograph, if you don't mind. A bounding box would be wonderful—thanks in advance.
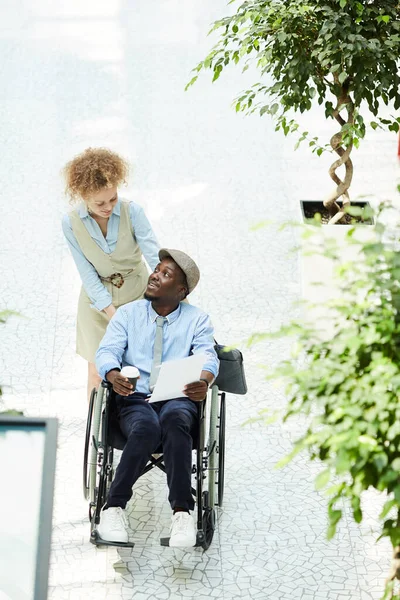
[69,201,149,362]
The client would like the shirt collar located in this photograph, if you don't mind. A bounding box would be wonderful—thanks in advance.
[78,198,121,218]
[148,301,181,325]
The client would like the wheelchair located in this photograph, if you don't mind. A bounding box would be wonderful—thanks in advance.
[82,380,227,551]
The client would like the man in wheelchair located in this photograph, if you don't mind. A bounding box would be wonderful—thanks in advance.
[95,248,219,548]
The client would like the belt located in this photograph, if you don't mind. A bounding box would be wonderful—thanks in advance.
[100,270,134,289]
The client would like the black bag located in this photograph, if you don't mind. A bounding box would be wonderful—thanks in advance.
[214,343,247,395]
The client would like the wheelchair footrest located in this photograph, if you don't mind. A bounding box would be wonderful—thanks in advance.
[160,531,204,548]
[160,537,170,547]
[90,529,134,548]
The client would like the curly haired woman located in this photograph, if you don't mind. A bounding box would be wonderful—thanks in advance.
[62,147,160,399]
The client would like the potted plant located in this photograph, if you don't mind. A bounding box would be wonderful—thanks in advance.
[249,198,400,599]
[188,0,400,224]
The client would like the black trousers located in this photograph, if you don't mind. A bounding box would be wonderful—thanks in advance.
[106,393,198,511]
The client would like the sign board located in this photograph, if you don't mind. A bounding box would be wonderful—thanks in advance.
[0,416,58,600]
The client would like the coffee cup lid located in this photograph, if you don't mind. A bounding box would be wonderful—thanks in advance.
[120,366,139,377]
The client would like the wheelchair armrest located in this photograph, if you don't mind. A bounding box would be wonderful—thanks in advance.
[101,380,113,390]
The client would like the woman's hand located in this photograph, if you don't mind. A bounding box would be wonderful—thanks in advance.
[103,304,117,320]
[183,380,208,402]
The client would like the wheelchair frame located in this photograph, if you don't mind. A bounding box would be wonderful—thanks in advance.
[83,382,226,550]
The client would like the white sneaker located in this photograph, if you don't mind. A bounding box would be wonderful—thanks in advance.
[169,512,196,548]
[97,507,128,543]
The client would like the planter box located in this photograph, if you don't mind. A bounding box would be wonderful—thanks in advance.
[299,200,375,338]
[300,199,374,225]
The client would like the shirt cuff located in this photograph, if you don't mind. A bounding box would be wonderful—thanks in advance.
[92,295,113,312]
[98,362,121,381]
[202,363,219,379]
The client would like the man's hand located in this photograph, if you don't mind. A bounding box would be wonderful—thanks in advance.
[106,369,136,396]
[183,380,208,402]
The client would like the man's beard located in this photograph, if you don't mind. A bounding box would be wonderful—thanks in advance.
[144,291,157,301]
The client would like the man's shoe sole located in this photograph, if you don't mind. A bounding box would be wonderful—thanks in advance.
[169,541,196,548]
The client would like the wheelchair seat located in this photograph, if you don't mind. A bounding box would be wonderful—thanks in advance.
[106,389,199,452]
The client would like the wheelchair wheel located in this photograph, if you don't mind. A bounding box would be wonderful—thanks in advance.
[83,387,96,500]
[217,392,226,507]
[91,389,113,528]
[89,385,106,504]
[201,507,216,551]
[83,385,105,503]
[207,386,219,508]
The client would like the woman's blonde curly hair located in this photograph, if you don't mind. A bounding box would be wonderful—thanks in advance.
[63,147,129,203]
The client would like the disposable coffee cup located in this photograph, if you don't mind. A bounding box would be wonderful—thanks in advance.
[120,366,140,390]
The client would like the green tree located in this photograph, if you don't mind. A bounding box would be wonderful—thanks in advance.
[250,198,400,599]
[190,0,400,224]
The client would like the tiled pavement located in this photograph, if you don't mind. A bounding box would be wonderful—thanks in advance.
[1,1,400,599]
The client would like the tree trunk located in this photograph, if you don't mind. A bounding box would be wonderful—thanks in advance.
[323,88,354,225]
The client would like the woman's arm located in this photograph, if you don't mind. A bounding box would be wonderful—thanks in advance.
[61,214,113,311]
[129,202,160,270]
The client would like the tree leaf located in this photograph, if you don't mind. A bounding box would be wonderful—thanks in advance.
[270,103,279,115]
[315,468,331,490]
[184,76,198,91]
[380,499,397,520]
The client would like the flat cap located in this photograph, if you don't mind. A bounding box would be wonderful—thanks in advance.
[158,248,200,294]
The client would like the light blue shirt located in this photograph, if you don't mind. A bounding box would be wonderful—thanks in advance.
[61,199,160,311]
[95,299,219,395]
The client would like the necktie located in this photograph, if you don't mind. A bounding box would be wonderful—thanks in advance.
[149,316,166,392]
